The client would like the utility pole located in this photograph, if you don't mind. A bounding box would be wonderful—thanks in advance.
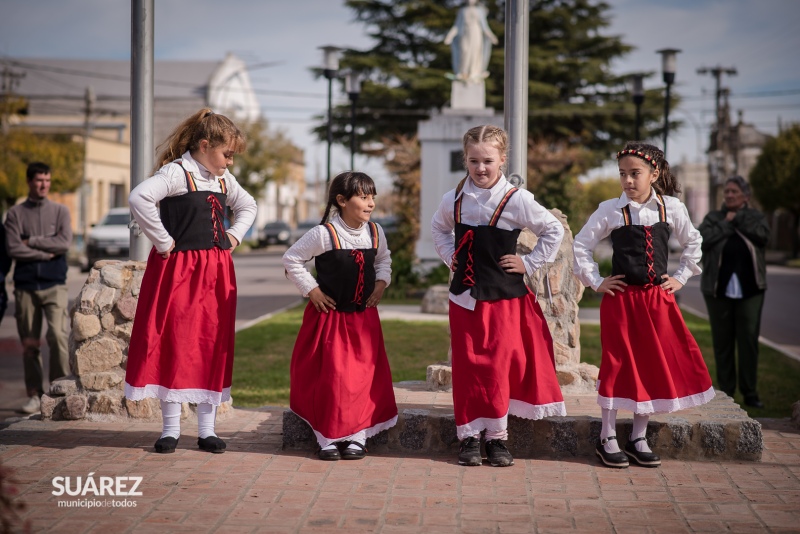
[82,86,95,246]
[697,65,737,208]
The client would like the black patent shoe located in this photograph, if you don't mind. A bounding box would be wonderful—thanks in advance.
[485,439,514,467]
[624,437,661,467]
[595,436,629,468]
[154,436,178,454]
[340,441,367,460]
[318,445,341,461]
[197,435,226,453]
[458,437,482,466]
[744,395,765,409]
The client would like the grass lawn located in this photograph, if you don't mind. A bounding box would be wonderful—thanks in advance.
[232,304,800,419]
[232,303,448,407]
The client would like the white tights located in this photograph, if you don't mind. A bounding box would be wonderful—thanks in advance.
[159,401,217,440]
[599,409,653,453]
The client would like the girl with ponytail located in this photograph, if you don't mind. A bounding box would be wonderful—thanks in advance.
[573,141,713,469]
[126,108,257,454]
[282,171,397,461]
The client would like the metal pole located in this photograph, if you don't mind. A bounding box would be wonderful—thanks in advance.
[663,83,671,158]
[503,0,529,187]
[82,86,94,253]
[130,0,154,261]
[634,102,641,140]
[349,97,356,170]
[326,75,333,186]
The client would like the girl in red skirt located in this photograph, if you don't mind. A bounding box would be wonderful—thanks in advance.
[283,171,397,461]
[431,125,566,467]
[573,141,714,468]
[125,108,256,454]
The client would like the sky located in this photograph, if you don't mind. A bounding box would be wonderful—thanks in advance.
[2,0,799,187]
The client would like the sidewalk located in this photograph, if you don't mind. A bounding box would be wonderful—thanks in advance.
[1,402,799,533]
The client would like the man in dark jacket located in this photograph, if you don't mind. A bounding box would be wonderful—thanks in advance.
[698,176,770,409]
[4,162,72,414]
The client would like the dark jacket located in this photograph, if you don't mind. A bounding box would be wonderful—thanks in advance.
[4,198,72,291]
[698,204,769,297]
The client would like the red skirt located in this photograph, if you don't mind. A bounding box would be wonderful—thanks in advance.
[290,303,398,447]
[124,247,237,405]
[598,285,715,413]
[450,292,566,439]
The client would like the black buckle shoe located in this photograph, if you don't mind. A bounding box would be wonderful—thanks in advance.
[318,445,341,461]
[595,436,629,468]
[340,441,367,460]
[197,435,226,454]
[458,437,482,466]
[624,437,661,467]
[485,439,514,467]
[154,436,178,454]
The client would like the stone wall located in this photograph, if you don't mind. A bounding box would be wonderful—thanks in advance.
[426,209,599,393]
[41,260,232,422]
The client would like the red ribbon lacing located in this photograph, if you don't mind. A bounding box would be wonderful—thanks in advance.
[351,250,365,305]
[644,225,656,288]
[207,194,224,244]
[452,229,475,287]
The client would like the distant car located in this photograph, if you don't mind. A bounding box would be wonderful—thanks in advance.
[289,220,319,245]
[258,221,291,247]
[373,215,399,236]
[85,207,130,270]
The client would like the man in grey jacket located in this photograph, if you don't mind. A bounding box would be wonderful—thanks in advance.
[4,162,72,414]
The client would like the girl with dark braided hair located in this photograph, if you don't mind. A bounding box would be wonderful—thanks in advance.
[573,142,714,469]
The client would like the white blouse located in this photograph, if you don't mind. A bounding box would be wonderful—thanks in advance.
[431,176,564,311]
[573,189,702,291]
[129,151,257,253]
[282,214,392,298]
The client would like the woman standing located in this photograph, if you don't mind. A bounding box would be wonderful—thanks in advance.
[698,176,770,409]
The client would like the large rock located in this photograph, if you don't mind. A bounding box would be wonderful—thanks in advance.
[421,285,450,314]
[73,336,123,374]
[72,313,101,341]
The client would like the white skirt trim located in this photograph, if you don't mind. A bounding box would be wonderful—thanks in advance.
[596,382,716,414]
[290,411,399,449]
[456,399,567,440]
[124,383,230,406]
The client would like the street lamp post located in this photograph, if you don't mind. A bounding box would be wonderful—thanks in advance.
[657,48,680,158]
[345,71,361,170]
[630,74,645,140]
[320,46,341,187]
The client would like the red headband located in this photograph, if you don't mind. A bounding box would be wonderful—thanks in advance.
[616,149,658,169]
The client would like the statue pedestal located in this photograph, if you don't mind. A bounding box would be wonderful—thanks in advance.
[450,80,486,110]
[415,109,504,266]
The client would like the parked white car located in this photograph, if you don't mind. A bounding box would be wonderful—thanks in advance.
[85,207,130,270]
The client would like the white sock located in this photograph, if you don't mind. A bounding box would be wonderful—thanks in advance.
[321,444,338,451]
[631,413,652,453]
[600,408,620,453]
[160,400,181,440]
[485,428,508,441]
[197,403,217,439]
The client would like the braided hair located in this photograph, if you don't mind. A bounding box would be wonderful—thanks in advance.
[616,141,681,197]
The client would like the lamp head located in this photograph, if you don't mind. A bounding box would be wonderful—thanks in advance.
[656,48,681,85]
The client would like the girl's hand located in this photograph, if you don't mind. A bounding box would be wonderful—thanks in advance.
[227,233,239,250]
[366,280,387,308]
[308,287,337,313]
[160,240,176,259]
[596,274,627,296]
[660,274,683,294]
[499,254,525,274]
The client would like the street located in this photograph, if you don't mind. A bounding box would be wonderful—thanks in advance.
[679,264,800,359]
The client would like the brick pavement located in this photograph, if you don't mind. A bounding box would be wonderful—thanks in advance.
[1,403,799,533]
